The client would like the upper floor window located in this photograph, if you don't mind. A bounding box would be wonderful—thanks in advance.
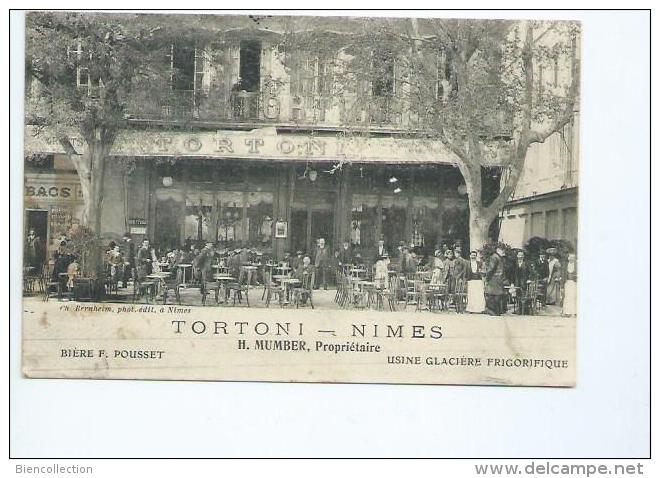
[291,53,333,98]
[238,40,261,93]
[372,50,395,97]
[168,44,207,92]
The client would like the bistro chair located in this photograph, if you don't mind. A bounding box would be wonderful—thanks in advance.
[378,275,399,311]
[201,277,223,306]
[226,267,252,307]
[404,277,422,309]
[42,264,62,302]
[452,278,468,313]
[133,278,156,304]
[262,271,282,308]
[336,273,351,308]
[161,268,183,305]
[520,281,539,316]
[415,282,432,312]
[536,280,547,309]
[334,270,344,303]
[428,283,448,312]
[105,264,120,296]
[292,271,315,309]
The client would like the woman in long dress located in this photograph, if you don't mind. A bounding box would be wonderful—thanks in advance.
[466,250,486,313]
[545,248,562,305]
[562,253,577,316]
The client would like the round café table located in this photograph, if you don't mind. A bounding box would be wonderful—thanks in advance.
[277,277,301,305]
[177,264,192,286]
[212,274,236,303]
[146,272,171,296]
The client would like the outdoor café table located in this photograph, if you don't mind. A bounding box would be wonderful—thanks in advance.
[212,274,236,302]
[146,272,170,296]
[212,264,229,275]
[155,262,170,272]
[241,265,258,280]
[275,265,291,276]
[177,263,192,286]
[415,271,431,282]
[277,277,301,305]
[349,268,367,279]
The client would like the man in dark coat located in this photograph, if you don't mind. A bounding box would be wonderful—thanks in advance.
[511,251,531,314]
[25,228,45,270]
[484,246,506,315]
[194,242,215,284]
[371,238,388,265]
[511,251,531,288]
[452,245,469,285]
[121,233,136,287]
[135,239,152,281]
[314,238,330,290]
[338,240,353,267]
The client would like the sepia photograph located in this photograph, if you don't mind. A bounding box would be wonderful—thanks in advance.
[21,11,580,386]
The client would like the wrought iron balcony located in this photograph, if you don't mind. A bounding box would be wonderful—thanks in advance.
[124,89,265,124]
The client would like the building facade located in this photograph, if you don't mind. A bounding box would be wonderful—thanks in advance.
[498,113,579,249]
[25,16,482,260]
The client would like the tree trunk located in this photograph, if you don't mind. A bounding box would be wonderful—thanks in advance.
[467,207,492,251]
[84,141,108,279]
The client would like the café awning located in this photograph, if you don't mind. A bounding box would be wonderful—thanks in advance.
[24,126,506,166]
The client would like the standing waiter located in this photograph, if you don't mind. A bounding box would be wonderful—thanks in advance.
[484,245,506,315]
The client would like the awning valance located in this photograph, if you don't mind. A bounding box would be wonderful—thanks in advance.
[24,126,505,166]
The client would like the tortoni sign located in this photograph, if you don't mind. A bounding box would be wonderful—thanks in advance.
[25,127,506,166]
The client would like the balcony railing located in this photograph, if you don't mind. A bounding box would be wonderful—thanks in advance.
[125,89,265,123]
[123,89,464,132]
[230,91,260,122]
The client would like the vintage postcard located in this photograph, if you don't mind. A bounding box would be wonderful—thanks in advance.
[21,12,579,386]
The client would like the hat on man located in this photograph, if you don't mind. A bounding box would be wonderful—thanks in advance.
[546,247,557,255]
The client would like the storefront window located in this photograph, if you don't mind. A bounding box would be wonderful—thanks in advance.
[216,191,244,245]
[351,195,378,248]
[184,192,213,243]
[246,191,274,247]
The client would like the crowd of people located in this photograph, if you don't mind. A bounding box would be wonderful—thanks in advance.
[26,228,577,316]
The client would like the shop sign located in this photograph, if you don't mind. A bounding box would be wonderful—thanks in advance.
[24,126,507,166]
[128,218,147,235]
[25,184,81,200]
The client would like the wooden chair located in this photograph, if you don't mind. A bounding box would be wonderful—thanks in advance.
[42,265,62,302]
[520,281,539,315]
[536,280,547,309]
[405,278,422,309]
[133,278,156,304]
[201,280,222,306]
[161,269,183,305]
[292,271,315,309]
[226,267,252,307]
[415,282,432,312]
[105,264,120,296]
[262,271,282,308]
[452,278,468,313]
[380,275,400,311]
